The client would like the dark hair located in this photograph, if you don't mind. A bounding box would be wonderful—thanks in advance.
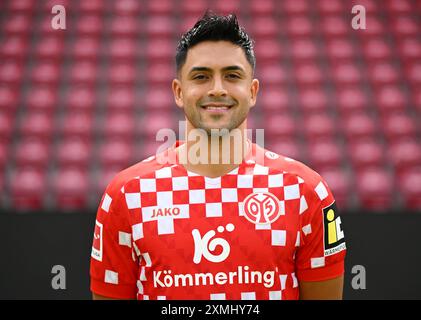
[176,11,256,74]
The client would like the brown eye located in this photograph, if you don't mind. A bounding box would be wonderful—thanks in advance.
[227,73,240,79]
[193,74,207,80]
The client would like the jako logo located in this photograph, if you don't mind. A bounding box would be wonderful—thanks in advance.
[243,192,281,224]
[192,224,235,264]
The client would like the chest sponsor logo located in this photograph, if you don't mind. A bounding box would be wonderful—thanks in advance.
[192,224,235,264]
[242,192,281,224]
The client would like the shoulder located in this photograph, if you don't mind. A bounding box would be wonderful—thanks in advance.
[255,144,327,191]
[104,150,173,197]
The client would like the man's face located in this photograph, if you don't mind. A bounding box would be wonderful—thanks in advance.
[173,41,259,134]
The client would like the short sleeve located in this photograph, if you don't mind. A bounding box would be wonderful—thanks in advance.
[90,182,138,299]
[295,178,346,282]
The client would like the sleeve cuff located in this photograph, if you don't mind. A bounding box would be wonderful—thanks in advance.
[296,260,344,282]
[90,278,137,299]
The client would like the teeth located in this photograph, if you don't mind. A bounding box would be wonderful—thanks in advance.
[205,106,229,110]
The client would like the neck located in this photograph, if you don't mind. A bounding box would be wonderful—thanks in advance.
[177,120,250,178]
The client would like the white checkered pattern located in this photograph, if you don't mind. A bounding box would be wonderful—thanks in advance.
[315,181,328,200]
[269,290,282,300]
[101,193,112,212]
[105,270,118,284]
[279,274,287,290]
[172,176,189,190]
[299,195,308,214]
[302,224,312,236]
[210,293,226,300]
[241,292,256,300]
[189,189,206,203]
[125,193,141,209]
[311,257,326,268]
[271,230,286,246]
[140,179,156,192]
[118,231,131,247]
[284,184,300,200]
[132,223,144,241]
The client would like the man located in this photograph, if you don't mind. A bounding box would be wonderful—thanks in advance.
[90,12,346,300]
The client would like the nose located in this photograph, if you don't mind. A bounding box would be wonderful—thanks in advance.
[208,76,227,97]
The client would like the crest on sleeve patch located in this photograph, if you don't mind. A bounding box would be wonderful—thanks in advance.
[323,201,346,256]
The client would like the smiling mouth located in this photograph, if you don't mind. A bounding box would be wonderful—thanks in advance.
[201,104,234,111]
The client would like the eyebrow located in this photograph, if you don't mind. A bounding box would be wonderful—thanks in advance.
[188,65,246,74]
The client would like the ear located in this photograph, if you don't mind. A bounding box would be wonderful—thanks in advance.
[249,78,259,108]
[172,78,184,108]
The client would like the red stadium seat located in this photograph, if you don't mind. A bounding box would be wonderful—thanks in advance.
[26,86,57,114]
[374,85,407,115]
[98,139,134,168]
[335,86,368,115]
[10,167,47,211]
[302,114,337,142]
[30,62,61,85]
[214,0,241,15]
[342,113,378,141]
[317,0,345,14]
[330,63,363,85]
[403,62,421,87]
[290,38,319,61]
[145,17,176,38]
[106,86,136,113]
[249,0,275,16]
[146,63,173,86]
[368,62,401,86]
[294,63,323,86]
[78,0,105,15]
[258,64,287,86]
[381,113,417,142]
[285,16,314,38]
[146,40,175,62]
[397,38,421,61]
[0,86,19,115]
[65,86,96,113]
[108,38,139,62]
[385,0,413,14]
[306,139,343,170]
[388,139,421,173]
[319,16,349,38]
[60,111,94,139]
[0,142,7,170]
[356,16,386,38]
[248,17,278,39]
[140,112,176,139]
[0,36,28,60]
[348,138,386,169]
[56,138,92,168]
[19,112,54,140]
[282,0,311,15]
[114,0,141,15]
[71,37,100,61]
[108,63,137,85]
[389,16,419,37]
[8,0,35,13]
[109,15,139,37]
[35,36,64,61]
[147,0,174,14]
[3,14,32,35]
[362,38,393,61]
[95,165,125,195]
[0,111,13,142]
[412,90,421,113]
[14,138,50,169]
[398,167,421,210]
[180,0,207,16]
[76,15,104,36]
[264,113,297,139]
[53,167,90,211]
[69,61,98,85]
[259,86,291,114]
[325,38,356,61]
[254,40,283,65]
[144,87,174,111]
[0,61,23,86]
[296,86,328,115]
[356,167,394,211]
[103,112,136,139]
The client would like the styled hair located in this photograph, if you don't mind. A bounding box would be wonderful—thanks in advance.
[175,11,256,74]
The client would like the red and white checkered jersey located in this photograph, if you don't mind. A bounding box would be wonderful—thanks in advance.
[90,141,346,300]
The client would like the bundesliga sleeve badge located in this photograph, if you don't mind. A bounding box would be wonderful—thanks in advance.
[323,201,346,256]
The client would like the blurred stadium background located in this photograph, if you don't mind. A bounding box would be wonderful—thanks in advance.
[0,0,421,299]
